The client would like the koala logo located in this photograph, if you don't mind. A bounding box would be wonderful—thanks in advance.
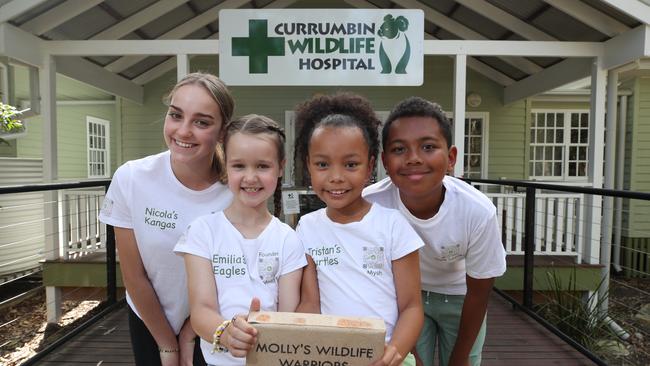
[377,14,411,74]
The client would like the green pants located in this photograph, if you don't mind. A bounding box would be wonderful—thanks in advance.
[402,352,415,366]
[416,291,486,366]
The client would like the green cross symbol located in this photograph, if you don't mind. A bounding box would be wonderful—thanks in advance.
[232,19,285,74]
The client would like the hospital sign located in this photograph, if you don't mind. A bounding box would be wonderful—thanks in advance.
[219,9,424,86]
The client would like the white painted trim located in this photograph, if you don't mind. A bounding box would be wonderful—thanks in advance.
[455,0,557,41]
[0,0,49,24]
[283,111,295,187]
[603,25,650,70]
[86,116,111,178]
[599,0,650,26]
[38,38,604,58]
[177,54,189,81]
[543,0,629,37]
[21,0,104,36]
[423,40,602,57]
[54,56,143,104]
[504,58,594,105]
[91,0,190,40]
[0,23,45,68]
[453,54,466,177]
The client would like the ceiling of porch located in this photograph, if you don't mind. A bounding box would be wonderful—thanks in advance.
[1,0,649,101]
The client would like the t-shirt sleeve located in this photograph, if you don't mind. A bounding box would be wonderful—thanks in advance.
[465,212,507,279]
[390,212,425,260]
[98,163,133,229]
[173,217,212,260]
[279,230,308,276]
[295,219,310,255]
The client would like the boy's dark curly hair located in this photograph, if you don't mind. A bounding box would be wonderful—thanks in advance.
[294,93,381,170]
[383,96,453,148]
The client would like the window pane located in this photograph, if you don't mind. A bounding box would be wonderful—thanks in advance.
[579,147,587,160]
[568,162,576,176]
[471,137,481,153]
[571,129,578,143]
[471,119,481,134]
[535,162,543,176]
[554,162,562,176]
[535,146,544,159]
[537,113,544,127]
[543,162,552,176]
[88,124,92,133]
[569,146,577,160]
[557,113,564,127]
[546,129,555,143]
[530,128,535,142]
[578,162,587,176]
[529,162,535,176]
[557,129,563,142]
[554,147,562,160]
[580,129,588,143]
[89,136,94,148]
[580,113,588,127]
[544,146,553,160]
[571,113,579,127]
[537,129,545,143]
[547,113,555,127]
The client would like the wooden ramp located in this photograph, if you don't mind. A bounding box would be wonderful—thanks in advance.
[34,293,597,365]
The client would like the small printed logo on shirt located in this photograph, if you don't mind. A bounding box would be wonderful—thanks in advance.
[363,246,384,277]
[258,253,279,284]
[100,198,114,217]
[436,244,463,262]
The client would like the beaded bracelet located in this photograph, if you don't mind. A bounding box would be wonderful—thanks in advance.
[211,319,231,354]
[159,348,179,354]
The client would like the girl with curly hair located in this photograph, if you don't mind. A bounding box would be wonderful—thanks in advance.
[294,93,424,366]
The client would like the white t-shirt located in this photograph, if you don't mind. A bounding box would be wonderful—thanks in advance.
[363,176,507,295]
[174,212,307,366]
[296,203,424,342]
[98,150,233,333]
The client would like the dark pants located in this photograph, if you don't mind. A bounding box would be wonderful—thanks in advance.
[128,306,206,366]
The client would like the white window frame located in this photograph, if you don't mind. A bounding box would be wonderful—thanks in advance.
[86,116,110,178]
[529,109,589,182]
[446,111,490,179]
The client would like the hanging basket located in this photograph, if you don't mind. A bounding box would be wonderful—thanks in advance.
[0,102,28,141]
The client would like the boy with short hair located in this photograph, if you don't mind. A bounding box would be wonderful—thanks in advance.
[363,96,506,366]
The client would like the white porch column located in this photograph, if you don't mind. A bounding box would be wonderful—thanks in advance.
[453,54,467,177]
[40,55,62,324]
[598,70,619,311]
[177,54,189,81]
[583,58,606,265]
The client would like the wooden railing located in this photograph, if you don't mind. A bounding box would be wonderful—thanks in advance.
[485,192,584,263]
[60,189,106,259]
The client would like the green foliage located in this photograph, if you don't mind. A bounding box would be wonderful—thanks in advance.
[0,102,25,145]
[537,268,618,354]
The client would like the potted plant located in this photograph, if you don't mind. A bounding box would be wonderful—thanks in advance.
[0,102,27,144]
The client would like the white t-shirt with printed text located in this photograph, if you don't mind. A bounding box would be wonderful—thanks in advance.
[174,212,307,366]
[363,176,507,295]
[296,203,424,342]
[98,150,233,333]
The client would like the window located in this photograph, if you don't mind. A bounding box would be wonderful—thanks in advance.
[530,110,589,180]
[87,116,110,178]
[447,112,489,179]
